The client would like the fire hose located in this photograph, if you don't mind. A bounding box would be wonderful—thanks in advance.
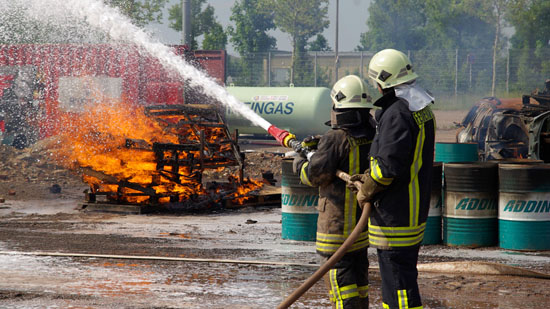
[266,125,373,308]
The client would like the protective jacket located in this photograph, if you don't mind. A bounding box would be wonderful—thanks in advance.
[368,90,435,250]
[300,122,375,257]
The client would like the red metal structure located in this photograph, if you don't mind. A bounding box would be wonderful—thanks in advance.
[0,44,225,141]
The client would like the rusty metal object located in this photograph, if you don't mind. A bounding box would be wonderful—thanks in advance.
[456,96,550,161]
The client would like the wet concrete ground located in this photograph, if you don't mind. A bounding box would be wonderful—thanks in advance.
[0,198,549,308]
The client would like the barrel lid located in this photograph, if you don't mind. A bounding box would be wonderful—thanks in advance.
[444,162,497,169]
[498,163,550,170]
[435,142,477,145]
[487,159,543,165]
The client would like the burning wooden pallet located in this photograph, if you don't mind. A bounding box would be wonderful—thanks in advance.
[72,104,263,211]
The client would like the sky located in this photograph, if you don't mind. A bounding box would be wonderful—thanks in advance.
[146,0,373,55]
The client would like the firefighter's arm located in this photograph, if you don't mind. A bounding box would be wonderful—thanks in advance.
[348,170,388,207]
[291,135,323,174]
[356,172,387,207]
[373,111,414,179]
[299,132,340,187]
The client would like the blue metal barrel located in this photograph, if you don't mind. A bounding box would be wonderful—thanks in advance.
[422,162,443,245]
[443,162,498,247]
[499,164,550,250]
[281,159,319,241]
[435,142,478,163]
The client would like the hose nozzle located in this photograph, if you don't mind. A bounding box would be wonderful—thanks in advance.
[267,125,296,148]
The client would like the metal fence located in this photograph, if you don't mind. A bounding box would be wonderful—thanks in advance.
[226,48,550,107]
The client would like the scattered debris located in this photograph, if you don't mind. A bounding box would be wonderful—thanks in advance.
[0,143,84,200]
[49,184,61,194]
[262,171,276,185]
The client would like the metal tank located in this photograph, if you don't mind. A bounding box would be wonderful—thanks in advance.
[225,86,331,138]
[280,158,319,241]
[443,162,499,247]
[499,163,550,250]
[435,142,479,163]
[435,142,479,246]
[422,162,443,245]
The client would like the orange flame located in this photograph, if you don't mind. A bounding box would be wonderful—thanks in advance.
[49,96,262,206]
[231,177,264,204]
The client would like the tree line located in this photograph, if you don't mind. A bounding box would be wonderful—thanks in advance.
[170,0,549,91]
[1,0,549,92]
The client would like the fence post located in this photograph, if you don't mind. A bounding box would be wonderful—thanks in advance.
[360,51,364,80]
[455,48,458,99]
[268,52,271,87]
[469,61,472,90]
[314,52,318,87]
[506,49,510,95]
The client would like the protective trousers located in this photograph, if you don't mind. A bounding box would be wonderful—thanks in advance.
[377,247,422,309]
[322,248,369,309]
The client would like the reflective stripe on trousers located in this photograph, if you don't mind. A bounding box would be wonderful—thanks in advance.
[322,249,369,309]
[377,247,422,309]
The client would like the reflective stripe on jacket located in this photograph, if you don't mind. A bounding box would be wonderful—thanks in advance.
[368,92,436,249]
[300,127,375,256]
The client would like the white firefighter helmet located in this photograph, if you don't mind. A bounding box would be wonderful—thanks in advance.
[368,49,418,89]
[330,75,374,109]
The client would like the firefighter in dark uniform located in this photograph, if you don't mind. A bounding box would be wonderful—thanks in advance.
[351,49,436,309]
[293,75,376,308]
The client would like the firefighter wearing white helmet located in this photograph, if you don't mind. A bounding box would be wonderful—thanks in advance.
[350,49,436,309]
[368,48,418,89]
[293,75,376,308]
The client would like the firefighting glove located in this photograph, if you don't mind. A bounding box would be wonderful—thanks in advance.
[347,173,368,194]
[301,135,322,151]
[354,172,386,209]
[292,156,307,174]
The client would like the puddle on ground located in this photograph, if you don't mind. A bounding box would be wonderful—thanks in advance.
[0,251,335,308]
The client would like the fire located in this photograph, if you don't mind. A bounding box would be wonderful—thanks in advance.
[231,177,264,204]
[48,97,262,207]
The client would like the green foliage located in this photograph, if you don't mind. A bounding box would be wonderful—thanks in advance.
[227,0,277,55]
[202,23,227,50]
[508,0,550,49]
[168,0,226,50]
[227,53,269,86]
[358,0,500,51]
[292,48,314,86]
[357,0,427,51]
[308,34,332,52]
[271,0,329,84]
[423,0,495,50]
[271,0,329,43]
[226,0,276,86]
[107,0,168,27]
[412,49,457,92]
[510,45,550,93]
[314,65,332,87]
